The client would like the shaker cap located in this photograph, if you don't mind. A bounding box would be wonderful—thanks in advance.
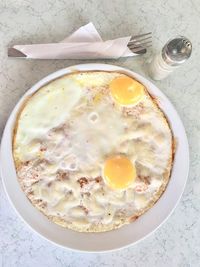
[162,36,192,66]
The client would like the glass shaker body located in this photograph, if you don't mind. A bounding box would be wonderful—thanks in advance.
[148,52,178,80]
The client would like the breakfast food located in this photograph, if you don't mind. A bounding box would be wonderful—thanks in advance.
[13,71,174,232]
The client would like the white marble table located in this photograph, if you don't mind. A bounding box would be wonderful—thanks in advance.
[0,0,200,266]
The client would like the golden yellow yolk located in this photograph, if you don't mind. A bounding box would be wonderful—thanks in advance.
[109,76,145,105]
[103,155,136,190]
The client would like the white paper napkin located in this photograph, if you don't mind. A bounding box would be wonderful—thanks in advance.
[13,23,136,59]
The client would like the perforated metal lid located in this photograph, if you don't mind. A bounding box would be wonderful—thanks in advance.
[162,36,192,66]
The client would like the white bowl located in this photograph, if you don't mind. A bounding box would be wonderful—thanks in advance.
[0,64,189,252]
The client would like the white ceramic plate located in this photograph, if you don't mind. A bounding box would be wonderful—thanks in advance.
[0,64,189,252]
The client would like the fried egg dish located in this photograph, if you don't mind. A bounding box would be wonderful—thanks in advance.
[13,71,174,232]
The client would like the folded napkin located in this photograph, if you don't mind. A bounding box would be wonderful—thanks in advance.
[12,23,136,59]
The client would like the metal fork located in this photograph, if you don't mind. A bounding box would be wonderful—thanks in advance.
[127,32,152,54]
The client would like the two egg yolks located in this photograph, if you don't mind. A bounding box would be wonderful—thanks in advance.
[103,76,142,189]
[103,156,136,190]
[109,76,145,105]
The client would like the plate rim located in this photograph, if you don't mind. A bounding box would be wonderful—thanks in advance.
[0,63,189,252]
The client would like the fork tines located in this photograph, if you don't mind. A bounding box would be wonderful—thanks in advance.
[127,32,152,54]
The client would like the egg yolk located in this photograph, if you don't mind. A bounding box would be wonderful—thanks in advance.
[103,155,136,190]
[109,76,144,105]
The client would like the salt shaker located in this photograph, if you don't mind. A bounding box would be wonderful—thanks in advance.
[148,36,192,80]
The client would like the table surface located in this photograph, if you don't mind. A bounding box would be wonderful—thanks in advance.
[0,0,200,266]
